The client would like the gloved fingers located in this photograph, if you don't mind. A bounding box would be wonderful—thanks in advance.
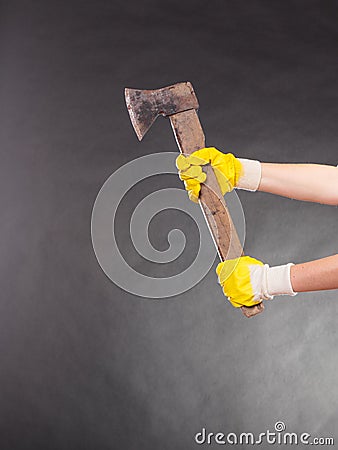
[216,256,265,308]
[188,190,200,203]
[179,165,207,183]
[184,179,201,203]
[176,147,243,202]
[177,153,207,204]
[175,154,190,171]
[176,152,209,170]
[183,178,200,191]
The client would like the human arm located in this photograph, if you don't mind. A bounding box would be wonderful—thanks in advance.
[176,148,338,306]
[259,163,338,206]
[217,254,338,308]
[176,147,338,206]
[291,254,338,292]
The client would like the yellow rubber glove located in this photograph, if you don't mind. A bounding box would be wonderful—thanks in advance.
[216,256,266,308]
[176,147,243,203]
[217,256,297,308]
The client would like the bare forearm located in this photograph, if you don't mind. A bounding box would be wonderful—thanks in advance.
[258,163,338,205]
[291,254,338,292]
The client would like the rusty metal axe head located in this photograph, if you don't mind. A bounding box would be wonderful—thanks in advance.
[125,82,199,140]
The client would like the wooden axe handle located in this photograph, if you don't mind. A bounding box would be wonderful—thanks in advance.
[170,109,264,318]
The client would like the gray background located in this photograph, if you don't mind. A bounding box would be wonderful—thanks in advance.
[0,0,337,449]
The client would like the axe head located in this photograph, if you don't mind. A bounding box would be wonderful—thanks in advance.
[125,82,199,140]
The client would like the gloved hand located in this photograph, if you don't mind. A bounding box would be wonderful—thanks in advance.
[176,147,261,203]
[216,256,297,308]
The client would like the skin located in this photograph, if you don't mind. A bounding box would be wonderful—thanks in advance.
[259,163,338,292]
[290,255,338,292]
[259,163,338,206]
[179,154,338,297]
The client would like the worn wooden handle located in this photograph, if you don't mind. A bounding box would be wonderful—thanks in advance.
[170,109,264,318]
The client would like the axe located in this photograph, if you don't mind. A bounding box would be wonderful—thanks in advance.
[125,82,264,318]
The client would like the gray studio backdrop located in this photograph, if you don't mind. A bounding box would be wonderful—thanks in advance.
[0,1,337,449]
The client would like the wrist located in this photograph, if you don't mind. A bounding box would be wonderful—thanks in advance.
[237,159,262,191]
[265,263,297,298]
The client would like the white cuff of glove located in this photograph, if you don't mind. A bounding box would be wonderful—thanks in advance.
[265,263,297,299]
[237,159,262,191]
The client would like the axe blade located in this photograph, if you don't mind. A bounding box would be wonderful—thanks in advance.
[125,82,199,140]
